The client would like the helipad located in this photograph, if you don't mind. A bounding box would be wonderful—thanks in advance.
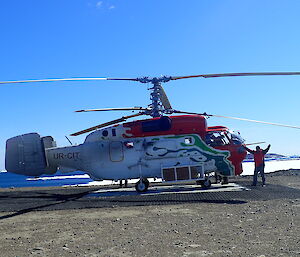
[88,183,250,198]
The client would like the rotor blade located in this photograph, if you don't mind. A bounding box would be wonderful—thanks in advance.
[245,142,266,146]
[76,107,149,113]
[171,72,300,80]
[108,78,139,81]
[172,110,203,115]
[70,113,144,136]
[0,77,138,84]
[174,110,300,129]
[3,72,300,84]
[158,85,172,110]
[207,114,300,129]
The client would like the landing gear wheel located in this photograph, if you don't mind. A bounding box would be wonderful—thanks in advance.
[200,179,212,189]
[135,178,149,193]
[221,176,229,185]
[143,178,150,188]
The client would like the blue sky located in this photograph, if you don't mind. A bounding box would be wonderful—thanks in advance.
[1,0,300,170]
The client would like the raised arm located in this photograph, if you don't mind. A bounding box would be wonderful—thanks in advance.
[263,144,271,154]
[243,145,255,154]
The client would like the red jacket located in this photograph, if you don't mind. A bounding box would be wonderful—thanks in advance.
[253,150,266,167]
[244,145,271,167]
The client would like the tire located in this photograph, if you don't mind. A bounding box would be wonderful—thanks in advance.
[142,178,150,187]
[135,179,149,193]
[201,179,212,189]
[221,176,229,185]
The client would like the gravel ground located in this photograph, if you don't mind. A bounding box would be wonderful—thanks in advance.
[0,170,299,257]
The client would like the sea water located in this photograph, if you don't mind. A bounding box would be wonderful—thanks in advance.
[0,170,93,188]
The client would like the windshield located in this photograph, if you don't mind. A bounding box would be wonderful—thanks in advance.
[228,131,245,145]
[205,131,230,146]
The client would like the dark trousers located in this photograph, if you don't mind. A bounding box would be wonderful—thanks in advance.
[253,164,266,186]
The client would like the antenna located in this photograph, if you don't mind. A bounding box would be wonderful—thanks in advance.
[65,136,73,145]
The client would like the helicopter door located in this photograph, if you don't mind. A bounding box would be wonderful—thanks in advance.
[109,141,124,162]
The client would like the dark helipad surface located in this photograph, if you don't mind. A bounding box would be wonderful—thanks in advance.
[0,173,300,219]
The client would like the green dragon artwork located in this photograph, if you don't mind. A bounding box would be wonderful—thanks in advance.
[145,134,234,176]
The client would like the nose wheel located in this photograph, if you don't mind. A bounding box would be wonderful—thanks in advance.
[135,178,149,192]
[196,178,212,188]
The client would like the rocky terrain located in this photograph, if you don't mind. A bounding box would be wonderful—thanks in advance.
[0,170,299,257]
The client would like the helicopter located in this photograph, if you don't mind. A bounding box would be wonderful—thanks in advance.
[2,72,300,192]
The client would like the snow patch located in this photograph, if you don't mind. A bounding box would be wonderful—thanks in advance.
[242,159,300,176]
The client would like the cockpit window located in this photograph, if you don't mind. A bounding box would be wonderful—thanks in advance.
[228,131,245,145]
[205,131,230,146]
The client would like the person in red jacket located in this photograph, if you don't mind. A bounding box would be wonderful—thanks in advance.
[243,144,271,186]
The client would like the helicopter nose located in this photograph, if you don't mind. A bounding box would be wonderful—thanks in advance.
[238,146,246,154]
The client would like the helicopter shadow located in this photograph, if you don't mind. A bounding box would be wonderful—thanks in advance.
[0,189,94,220]
[0,183,250,221]
[2,181,299,221]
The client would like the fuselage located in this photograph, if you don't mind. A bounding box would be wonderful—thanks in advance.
[45,115,247,181]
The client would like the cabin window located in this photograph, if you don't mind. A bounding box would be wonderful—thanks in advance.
[141,116,172,133]
[102,130,109,137]
[112,129,116,137]
[205,132,229,146]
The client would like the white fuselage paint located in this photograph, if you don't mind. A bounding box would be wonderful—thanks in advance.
[45,130,233,181]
